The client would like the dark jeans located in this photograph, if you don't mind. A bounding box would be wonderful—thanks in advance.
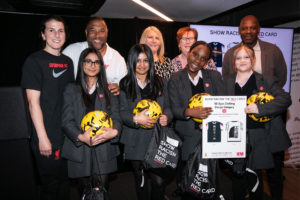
[131,160,165,200]
[266,151,285,200]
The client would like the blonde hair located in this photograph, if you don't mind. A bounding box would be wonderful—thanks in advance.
[139,26,165,63]
[232,44,256,72]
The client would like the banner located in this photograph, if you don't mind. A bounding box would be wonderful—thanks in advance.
[285,33,300,166]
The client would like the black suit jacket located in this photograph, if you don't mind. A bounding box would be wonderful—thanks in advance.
[61,83,121,178]
[168,68,225,160]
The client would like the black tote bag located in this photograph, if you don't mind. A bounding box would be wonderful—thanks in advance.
[181,142,218,199]
[143,123,182,176]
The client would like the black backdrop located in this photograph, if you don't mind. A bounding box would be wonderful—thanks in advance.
[0,12,188,86]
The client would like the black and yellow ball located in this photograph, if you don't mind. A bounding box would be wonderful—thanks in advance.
[133,99,162,129]
[188,93,211,123]
[81,110,113,137]
[247,92,274,122]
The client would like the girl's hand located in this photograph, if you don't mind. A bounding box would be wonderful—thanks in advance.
[185,106,213,119]
[77,127,93,146]
[159,114,168,126]
[134,109,157,128]
[92,128,118,145]
[245,104,259,114]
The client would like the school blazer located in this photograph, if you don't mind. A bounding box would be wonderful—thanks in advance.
[223,72,292,152]
[61,83,121,166]
[119,82,173,159]
[168,67,225,160]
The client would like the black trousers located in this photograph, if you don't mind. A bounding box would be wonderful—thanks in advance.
[232,170,263,200]
[131,160,165,200]
[39,175,69,200]
[266,151,285,200]
[32,146,69,200]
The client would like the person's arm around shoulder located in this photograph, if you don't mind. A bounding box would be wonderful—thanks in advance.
[26,89,52,157]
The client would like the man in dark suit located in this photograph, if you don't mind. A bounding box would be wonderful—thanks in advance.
[222,15,288,200]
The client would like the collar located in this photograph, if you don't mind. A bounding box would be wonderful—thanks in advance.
[188,70,202,86]
[136,77,149,89]
[253,40,260,51]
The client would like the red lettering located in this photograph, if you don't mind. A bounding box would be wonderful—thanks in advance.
[49,63,68,68]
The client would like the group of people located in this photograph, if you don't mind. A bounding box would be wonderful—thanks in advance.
[21,14,291,200]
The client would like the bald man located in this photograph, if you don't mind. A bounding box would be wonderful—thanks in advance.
[222,15,287,88]
[222,15,290,200]
[63,17,127,95]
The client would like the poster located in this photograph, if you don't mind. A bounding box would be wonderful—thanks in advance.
[202,96,247,159]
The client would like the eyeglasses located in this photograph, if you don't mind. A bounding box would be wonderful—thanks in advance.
[181,37,195,42]
[83,59,101,67]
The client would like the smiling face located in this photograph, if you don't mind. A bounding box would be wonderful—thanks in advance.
[135,52,150,77]
[234,48,253,73]
[41,19,66,54]
[144,30,161,55]
[83,52,101,78]
[86,19,108,50]
[239,16,260,47]
[187,44,210,77]
[179,31,196,56]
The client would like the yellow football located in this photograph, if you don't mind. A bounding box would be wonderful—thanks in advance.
[188,93,211,123]
[80,110,113,137]
[133,99,162,129]
[247,92,274,122]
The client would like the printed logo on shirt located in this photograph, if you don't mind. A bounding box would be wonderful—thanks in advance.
[49,63,68,78]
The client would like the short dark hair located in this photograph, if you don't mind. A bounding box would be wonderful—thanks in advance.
[40,15,69,48]
[85,16,107,30]
[190,40,212,58]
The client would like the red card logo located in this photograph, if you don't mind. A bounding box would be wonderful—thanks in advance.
[99,94,104,98]
[222,109,227,113]
[205,83,210,87]
[259,86,264,91]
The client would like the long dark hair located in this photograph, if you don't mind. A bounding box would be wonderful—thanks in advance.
[120,44,163,101]
[76,48,110,107]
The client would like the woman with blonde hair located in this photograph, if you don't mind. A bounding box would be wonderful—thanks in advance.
[140,26,174,80]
